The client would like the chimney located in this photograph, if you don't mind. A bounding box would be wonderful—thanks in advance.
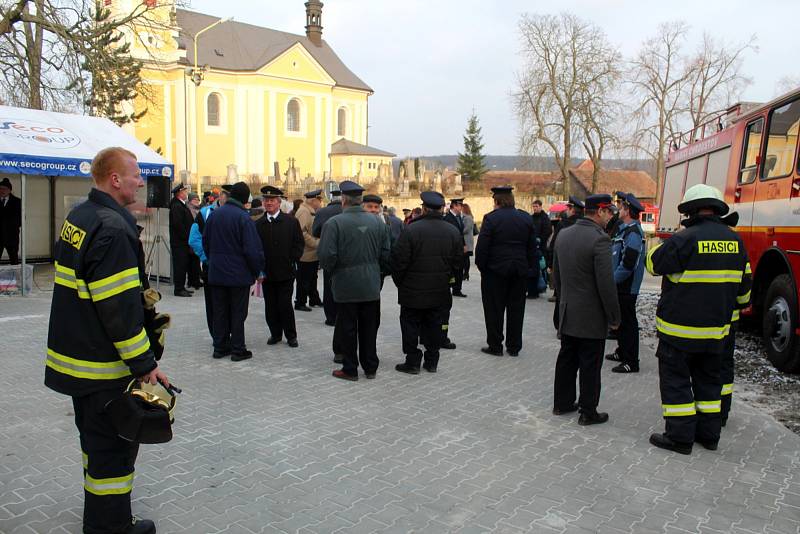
[305,0,323,46]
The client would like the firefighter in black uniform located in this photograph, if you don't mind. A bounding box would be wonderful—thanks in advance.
[646,184,751,455]
[45,147,170,534]
[391,191,462,374]
[475,186,537,356]
[718,210,742,426]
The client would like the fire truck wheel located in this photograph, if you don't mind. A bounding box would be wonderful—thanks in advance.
[762,274,800,373]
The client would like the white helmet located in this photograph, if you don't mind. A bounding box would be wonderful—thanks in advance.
[677,184,729,215]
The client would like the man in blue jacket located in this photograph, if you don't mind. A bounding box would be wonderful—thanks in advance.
[605,193,646,373]
[202,182,264,361]
[189,184,229,340]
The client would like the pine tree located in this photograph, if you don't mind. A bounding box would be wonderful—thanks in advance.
[457,111,488,181]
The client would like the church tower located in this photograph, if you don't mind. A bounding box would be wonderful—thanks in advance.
[305,0,323,46]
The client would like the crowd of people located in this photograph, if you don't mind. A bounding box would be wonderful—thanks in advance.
[43,146,752,534]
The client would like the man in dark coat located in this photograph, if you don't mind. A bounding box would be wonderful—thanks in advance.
[202,182,264,361]
[255,186,305,348]
[0,177,22,264]
[443,198,467,297]
[527,199,552,299]
[475,186,536,357]
[391,191,462,374]
[552,194,621,425]
[312,189,343,329]
[168,182,195,297]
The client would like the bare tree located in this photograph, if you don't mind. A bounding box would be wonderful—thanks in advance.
[0,0,172,124]
[628,21,694,195]
[775,75,800,97]
[685,33,756,133]
[515,13,621,198]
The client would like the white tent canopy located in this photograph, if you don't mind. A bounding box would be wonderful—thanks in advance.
[0,106,174,295]
[0,105,173,177]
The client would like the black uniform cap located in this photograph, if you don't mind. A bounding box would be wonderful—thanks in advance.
[491,186,513,195]
[339,180,364,195]
[171,182,187,195]
[260,185,283,198]
[619,192,644,214]
[421,191,445,209]
[584,194,613,210]
[567,195,585,209]
[304,189,323,199]
[363,194,383,204]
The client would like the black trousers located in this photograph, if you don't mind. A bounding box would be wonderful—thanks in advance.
[296,261,321,306]
[322,268,337,324]
[554,334,606,413]
[440,296,453,345]
[337,300,380,376]
[73,389,138,534]
[721,325,736,421]
[400,306,442,368]
[263,279,297,341]
[211,285,250,354]
[200,264,214,339]
[463,253,472,280]
[171,244,190,291]
[526,262,541,298]
[657,341,722,444]
[452,256,464,293]
[617,294,640,367]
[0,232,19,263]
[481,271,527,352]
[187,252,201,288]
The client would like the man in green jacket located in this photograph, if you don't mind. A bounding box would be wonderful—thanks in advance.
[318,181,391,381]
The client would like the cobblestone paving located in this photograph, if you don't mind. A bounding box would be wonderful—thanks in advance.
[2,275,800,533]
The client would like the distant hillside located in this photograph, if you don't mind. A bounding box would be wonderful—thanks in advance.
[392,155,656,177]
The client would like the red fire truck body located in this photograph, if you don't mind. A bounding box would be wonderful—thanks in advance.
[659,87,800,372]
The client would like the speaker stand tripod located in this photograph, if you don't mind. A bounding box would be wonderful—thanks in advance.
[144,208,172,292]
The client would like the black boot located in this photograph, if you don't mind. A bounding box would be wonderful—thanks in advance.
[649,433,692,455]
[123,517,156,534]
[395,363,420,374]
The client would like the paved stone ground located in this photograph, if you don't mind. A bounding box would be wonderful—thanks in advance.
[2,272,800,534]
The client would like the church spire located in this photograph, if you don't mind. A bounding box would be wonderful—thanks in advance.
[305,0,323,46]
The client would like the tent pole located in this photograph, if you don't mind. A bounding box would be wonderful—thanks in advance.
[20,173,26,296]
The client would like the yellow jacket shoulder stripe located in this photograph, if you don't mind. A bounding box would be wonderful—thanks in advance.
[54,262,90,299]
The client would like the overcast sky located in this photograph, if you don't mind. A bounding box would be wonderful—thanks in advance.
[188,0,797,157]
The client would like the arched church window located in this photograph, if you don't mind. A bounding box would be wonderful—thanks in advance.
[287,98,301,132]
[337,107,347,137]
[207,93,221,126]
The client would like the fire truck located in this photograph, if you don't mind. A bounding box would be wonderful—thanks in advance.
[658,86,800,372]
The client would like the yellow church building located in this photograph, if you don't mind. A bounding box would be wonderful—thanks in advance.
[115,0,394,190]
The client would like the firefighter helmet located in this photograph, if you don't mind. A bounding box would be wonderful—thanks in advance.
[677,184,729,216]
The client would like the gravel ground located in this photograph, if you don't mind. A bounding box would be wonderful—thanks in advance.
[637,289,800,436]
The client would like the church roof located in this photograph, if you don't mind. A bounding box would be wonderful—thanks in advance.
[330,138,395,157]
[175,9,372,93]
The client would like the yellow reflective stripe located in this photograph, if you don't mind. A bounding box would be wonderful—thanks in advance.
[441,324,449,331]
[663,403,696,416]
[737,290,751,305]
[646,243,662,275]
[45,349,131,380]
[84,473,133,496]
[88,267,141,302]
[721,383,734,396]
[656,317,730,340]
[82,452,88,470]
[731,309,740,322]
[667,269,743,284]
[54,262,90,299]
[113,328,151,360]
[744,262,752,275]
[696,400,721,413]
